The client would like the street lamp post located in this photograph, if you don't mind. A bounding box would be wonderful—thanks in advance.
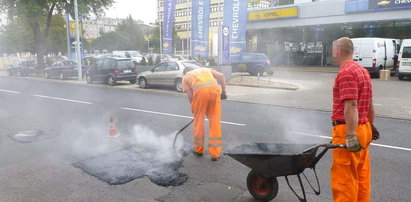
[74,0,82,81]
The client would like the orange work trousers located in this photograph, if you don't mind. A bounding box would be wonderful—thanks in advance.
[191,85,222,158]
[331,122,373,202]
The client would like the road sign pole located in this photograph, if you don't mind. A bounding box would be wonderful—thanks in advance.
[74,0,82,81]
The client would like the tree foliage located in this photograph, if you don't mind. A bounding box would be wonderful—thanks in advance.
[90,16,145,52]
[148,22,180,54]
[0,14,67,54]
[0,0,113,68]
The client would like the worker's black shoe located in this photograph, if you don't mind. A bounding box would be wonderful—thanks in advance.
[192,151,203,157]
[211,157,221,161]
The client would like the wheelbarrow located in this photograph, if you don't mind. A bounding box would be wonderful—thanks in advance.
[224,143,345,202]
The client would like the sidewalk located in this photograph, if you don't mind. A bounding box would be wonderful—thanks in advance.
[273,66,339,73]
[1,70,410,120]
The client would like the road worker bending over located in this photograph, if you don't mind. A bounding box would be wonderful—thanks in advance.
[182,67,227,161]
[331,37,380,202]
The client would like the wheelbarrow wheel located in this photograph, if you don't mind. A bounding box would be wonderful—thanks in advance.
[246,170,279,201]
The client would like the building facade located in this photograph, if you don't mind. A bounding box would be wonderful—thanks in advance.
[82,18,124,40]
[247,0,411,66]
[157,0,273,55]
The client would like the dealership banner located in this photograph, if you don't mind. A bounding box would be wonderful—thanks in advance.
[162,0,176,54]
[191,0,211,58]
[223,0,248,59]
[248,7,299,21]
[346,0,411,13]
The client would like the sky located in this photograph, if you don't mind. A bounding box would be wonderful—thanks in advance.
[105,0,157,24]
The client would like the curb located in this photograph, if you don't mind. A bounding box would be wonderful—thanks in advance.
[0,74,186,97]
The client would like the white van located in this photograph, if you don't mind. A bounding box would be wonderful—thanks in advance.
[398,39,411,80]
[352,38,398,78]
[112,51,143,63]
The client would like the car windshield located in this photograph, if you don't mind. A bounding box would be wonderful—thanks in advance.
[116,60,134,68]
[402,47,411,58]
[183,61,203,69]
[128,51,142,57]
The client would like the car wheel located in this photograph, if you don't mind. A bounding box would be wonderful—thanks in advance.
[108,76,116,86]
[139,77,148,89]
[398,74,405,81]
[44,72,50,79]
[175,79,183,92]
[129,79,137,84]
[256,66,265,76]
[86,75,93,84]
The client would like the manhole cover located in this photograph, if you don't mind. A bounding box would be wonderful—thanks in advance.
[8,130,58,143]
[73,144,191,186]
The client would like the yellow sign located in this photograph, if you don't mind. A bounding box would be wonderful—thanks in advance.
[248,7,298,21]
[69,22,83,36]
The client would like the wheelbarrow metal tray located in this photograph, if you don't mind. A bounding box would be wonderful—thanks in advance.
[225,143,319,178]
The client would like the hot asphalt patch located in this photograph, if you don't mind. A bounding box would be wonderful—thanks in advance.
[73,145,191,186]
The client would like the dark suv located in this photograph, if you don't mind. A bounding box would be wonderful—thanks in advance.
[86,57,137,86]
[231,53,271,76]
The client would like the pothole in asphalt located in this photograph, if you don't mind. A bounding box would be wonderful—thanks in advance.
[8,130,58,143]
[73,144,192,186]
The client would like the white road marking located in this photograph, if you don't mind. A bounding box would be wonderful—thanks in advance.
[121,107,246,127]
[31,94,92,105]
[374,103,383,106]
[293,131,411,152]
[0,88,21,94]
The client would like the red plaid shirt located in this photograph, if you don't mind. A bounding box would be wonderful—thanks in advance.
[332,61,373,124]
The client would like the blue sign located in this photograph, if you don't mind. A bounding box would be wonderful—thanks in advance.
[223,0,248,61]
[162,0,176,54]
[346,0,411,13]
[191,0,211,58]
[222,26,230,65]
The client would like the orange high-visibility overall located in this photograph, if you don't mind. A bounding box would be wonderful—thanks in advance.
[331,122,373,202]
[188,68,222,158]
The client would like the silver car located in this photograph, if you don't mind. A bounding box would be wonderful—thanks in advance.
[137,60,203,92]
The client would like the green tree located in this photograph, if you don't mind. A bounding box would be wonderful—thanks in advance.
[90,16,146,52]
[0,0,113,69]
[0,14,67,54]
[148,22,180,54]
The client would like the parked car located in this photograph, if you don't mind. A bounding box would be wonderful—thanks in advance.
[398,39,411,80]
[112,50,143,64]
[137,60,203,92]
[85,57,137,86]
[352,37,398,78]
[44,60,82,80]
[82,56,97,72]
[231,52,271,76]
[7,60,37,76]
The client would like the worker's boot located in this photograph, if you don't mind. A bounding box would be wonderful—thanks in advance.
[193,151,203,157]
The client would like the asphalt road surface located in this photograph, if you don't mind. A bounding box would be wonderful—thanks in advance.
[0,76,410,202]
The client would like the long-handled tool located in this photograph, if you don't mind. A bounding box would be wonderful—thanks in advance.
[172,119,194,151]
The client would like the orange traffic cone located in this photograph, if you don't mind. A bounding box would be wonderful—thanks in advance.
[108,117,120,138]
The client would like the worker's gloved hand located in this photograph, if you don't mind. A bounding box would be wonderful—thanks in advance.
[371,124,380,141]
[346,134,362,152]
[221,92,227,100]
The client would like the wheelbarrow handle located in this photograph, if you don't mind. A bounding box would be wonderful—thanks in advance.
[323,144,347,149]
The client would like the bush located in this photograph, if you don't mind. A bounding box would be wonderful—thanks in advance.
[148,57,154,66]
[266,68,274,76]
[140,57,147,65]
